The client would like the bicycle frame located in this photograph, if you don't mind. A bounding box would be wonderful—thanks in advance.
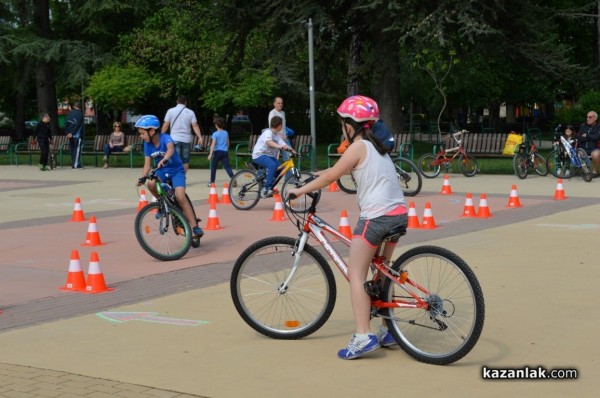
[283,211,429,312]
[432,132,467,165]
[560,136,582,167]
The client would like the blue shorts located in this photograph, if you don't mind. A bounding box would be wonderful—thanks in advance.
[353,213,408,247]
[174,141,191,164]
[156,168,186,189]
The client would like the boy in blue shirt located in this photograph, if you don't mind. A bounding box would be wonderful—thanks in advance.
[207,116,235,187]
[135,115,203,238]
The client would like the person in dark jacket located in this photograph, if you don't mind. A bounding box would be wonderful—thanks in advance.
[65,102,84,169]
[578,111,600,177]
[35,113,52,171]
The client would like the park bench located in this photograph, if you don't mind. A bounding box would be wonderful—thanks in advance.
[234,134,260,170]
[327,132,413,168]
[190,134,213,157]
[82,134,143,168]
[13,135,70,166]
[460,131,510,158]
[0,136,13,164]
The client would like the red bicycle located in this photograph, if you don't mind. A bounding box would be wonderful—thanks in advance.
[418,130,479,178]
[230,190,485,365]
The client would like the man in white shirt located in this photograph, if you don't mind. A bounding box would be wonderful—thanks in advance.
[161,95,203,172]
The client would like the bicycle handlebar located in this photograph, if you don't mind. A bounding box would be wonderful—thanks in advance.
[138,167,160,184]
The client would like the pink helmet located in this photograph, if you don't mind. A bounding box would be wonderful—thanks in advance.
[336,95,379,123]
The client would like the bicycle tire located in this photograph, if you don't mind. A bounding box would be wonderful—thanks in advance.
[458,154,478,177]
[229,169,262,210]
[337,173,357,194]
[281,171,322,213]
[576,148,593,182]
[381,245,485,365]
[134,202,192,261]
[513,154,528,179]
[418,153,441,178]
[182,193,201,248]
[230,236,337,339]
[533,153,548,176]
[395,157,422,196]
[546,149,577,178]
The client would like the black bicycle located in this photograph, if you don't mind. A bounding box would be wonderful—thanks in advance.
[337,156,423,196]
[134,168,202,261]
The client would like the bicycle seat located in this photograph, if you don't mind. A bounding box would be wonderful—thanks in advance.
[382,225,407,242]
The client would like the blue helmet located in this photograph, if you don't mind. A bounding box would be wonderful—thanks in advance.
[135,115,160,129]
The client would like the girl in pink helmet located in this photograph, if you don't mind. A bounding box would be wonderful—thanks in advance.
[287,95,408,359]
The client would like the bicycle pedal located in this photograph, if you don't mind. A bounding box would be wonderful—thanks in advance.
[364,280,382,296]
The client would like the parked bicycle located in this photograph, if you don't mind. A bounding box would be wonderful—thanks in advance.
[336,155,423,196]
[546,125,593,182]
[418,130,478,178]
[228,151,321,212]
[230,190,485,365]
[512,133,548,179]
[134,168,202,261]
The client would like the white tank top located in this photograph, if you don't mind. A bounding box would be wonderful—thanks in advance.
[353,140,406,219]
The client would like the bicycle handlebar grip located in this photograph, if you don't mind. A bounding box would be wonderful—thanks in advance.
[287,193,297,200]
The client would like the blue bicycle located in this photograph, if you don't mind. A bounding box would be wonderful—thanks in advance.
[546,125,593,182]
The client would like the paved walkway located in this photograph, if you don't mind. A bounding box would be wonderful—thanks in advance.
[0,164,598,397]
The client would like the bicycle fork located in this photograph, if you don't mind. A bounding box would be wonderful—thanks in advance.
[277,231,310,294]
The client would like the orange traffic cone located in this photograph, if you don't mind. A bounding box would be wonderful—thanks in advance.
[506,184,523,208]
[407,202,421,229]
[554,179,567,200]
[208,183,220,205]
[338,210,353,239]
[477,193,493,218]
[328,181,339,192]
[83,252,113,294]
[59,250,87,292]
[137,189,149,211]
[220,183,232,204]
[460,193,477,217]
[420,202,438,229]
[81,216,107,246]
[269,193,286,221]
[205,202,223,230]
[441,174,453,195]
[69,197,86,222]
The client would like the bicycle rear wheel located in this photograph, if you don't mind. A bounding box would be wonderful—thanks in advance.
[231,237,337,339]
[229,169,262,210]
[513,154,528,179]
[134,202,192,261]
[395,157,422,196]
[533,153,548,176]
[281,171,322,213]
[381,246,485,365]
[458,154,478,177]
[337,173,357,194]
[418,153,441,178]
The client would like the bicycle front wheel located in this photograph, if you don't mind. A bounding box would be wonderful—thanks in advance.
[229,169,262,210]
[395,157,422,196]
[230,237,337,339]
[458,154,478,177]
[533,153,548,176]
[281,171,322,213]
[134,202,192,261]
[418,153,441,178]
[546,149,577,178]
[513,154,528,179]
[577,148,593,182]
[381,246,485,365]
[337,173,357,194]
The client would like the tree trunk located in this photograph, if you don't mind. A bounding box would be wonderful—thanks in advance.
[347,32,361,96]
[33,0,59,135]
